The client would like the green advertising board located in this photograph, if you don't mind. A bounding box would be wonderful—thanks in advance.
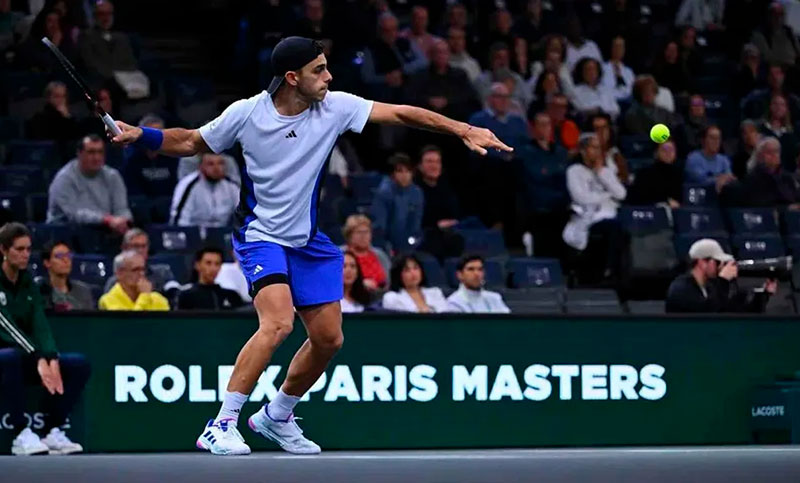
[3,313,800,452]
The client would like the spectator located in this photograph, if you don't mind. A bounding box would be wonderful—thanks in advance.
[443,2,477,54]
[601,36,635,101]
[624,75,677,136]
[626,140,683,208]
[529,71,562,115]
[750,2,800,67]
[652,41,691,95]
[98,250,169,311]
[482,8,514,56]
[742,64,800,121]
[447,27,481,83]
[122,114,179,198]
[512,37,530,80]
[677,26,702,78]
[527,34,574,99]
[682,94,710,151]
[513,0,547,46]
[591,113,629,183]
[102,229,178,295]
[78,0,145,94]
[564,16,602,72]
[732,119,763,178]
[0,223,89,456]
[400,5,441,60]
[468,82,528,157]
[415,145,464,261]
[177,247,244,311]
[740,137,800,208]
[563,134,627,281]
[47,135,132,235]
[342,215,391,292]
[170,152,239,228]
[341,251,372,313]
[0,0,24,53]
[80,88,116,138]
[734,43,764,99]
[685,125,735,187]
[570,58,620,119]
[446,255,510,313]
[36,240,93,312]
[26,81,81,161]
[675,0,726,31]
[381,254,448,313]
[758,93,800,172]
[291,0,335,55]
[545,93,581,154]
[18,6,78,73]
[474,43,529,109]
[406,39,479,121]
[370,153,424,254]
[361,12,428,102]
[215,251,251,304]
[666,239,775,313]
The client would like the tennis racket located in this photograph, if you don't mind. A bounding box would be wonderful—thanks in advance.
[41,37,122,136]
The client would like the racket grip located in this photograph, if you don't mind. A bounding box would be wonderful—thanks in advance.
[102,113,122,136]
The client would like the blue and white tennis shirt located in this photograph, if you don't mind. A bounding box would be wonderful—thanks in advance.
[198,91,373,247]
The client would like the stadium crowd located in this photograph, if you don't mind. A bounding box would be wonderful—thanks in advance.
[1,0,800,314]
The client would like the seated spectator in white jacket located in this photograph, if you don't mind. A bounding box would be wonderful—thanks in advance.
[570,58,620,119]
[341,251,372,313]
[170,153,239,227]
[446,255,509,313]
[215,250,252,303]
[601,36,635,101]
[381,254,448,313]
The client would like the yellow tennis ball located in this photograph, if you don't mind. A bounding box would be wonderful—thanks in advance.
[650,124,670,143]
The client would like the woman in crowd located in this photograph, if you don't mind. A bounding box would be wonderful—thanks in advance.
[758,93,800,172]
[591,112,629,184]
[382,254,448,313]
[601,36,635,101]
[342,214,391,292]
[528,34,573,98]
[652,41,691,96]
[341,251,372,313]
[528,70,561,115]
[570,58,619,119]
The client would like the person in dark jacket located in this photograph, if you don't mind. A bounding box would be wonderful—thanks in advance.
[415,145,464,261]
[26,81,82,161]
[626,140,683,207]
[0,223,90,455]
[741,137,800,208]
[666,238,776,313]
[177,247,244,311]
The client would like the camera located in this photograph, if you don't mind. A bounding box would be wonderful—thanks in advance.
[736,256,793,279]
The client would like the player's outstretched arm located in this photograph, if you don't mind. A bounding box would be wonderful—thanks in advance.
[368,102,513,156]
[110,121,211,157]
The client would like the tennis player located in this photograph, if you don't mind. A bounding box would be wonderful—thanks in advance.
[111,37,511,456]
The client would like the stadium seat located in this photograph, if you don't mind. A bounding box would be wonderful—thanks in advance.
[74,228,121,255]
[203,227,233,250]
[674,233,731,259]
[148,225,202,254]
[28,224,74,251]
[498,287,564,314]
[783,211,800,235]
[626,300,666,314]
[619,134,652,158]
[27,193,48,222]
[443,257,505,289]
[150,196,174,224]
[782,235,800,256]
[683,184,717,206]
[618,206,670,234]
[0,166,47,193]
[727,208,779,234]
[8,140,60,168]
[456,229,507,257]
[507,257,564,288]
[349,172,383,206]
[129,196,153,227]
[674,207,726,234]
[414,252,446,288]
[732,233,785,259]
[564,289,624,315]
[4,72,46,121]
[71,255,113,286]
[148,254,187,284]
[0,192,26,220]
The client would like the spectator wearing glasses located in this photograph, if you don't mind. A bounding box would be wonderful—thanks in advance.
[381,254,448,313]
[98,250,169,311]
[102,229,178,295]
[36,241,94,312]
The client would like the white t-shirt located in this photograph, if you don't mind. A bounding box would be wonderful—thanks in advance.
[199,91,374,247]
[215,261,252,303]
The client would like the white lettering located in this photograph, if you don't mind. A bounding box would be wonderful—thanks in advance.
[639,364,667,400]
[551,365,579,400]
[489,365,524,401]
[452,365,488,401]
[409,365,437,402]
[150,365,186,403]
[523,364,551,401]
[609,365,639,400]
[581,365,608,400]
[324,365,360,402]
[250,366,282,402]
[301,373,328,402]
[217,366,234,402]
[115,365,148,402]
[188,365,216,402]
[394,365,408,401]
[362,365,393,402]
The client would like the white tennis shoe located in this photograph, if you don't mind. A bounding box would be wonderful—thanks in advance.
[196,418,251,456]
[41,427,83,454]
[248,407,321,454]
[11,428,49,456]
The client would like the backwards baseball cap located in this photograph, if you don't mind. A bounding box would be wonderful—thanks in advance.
[267,36,325,94]
[689,238,733,263]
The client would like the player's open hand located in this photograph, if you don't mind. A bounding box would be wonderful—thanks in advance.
[109,121,143,146]
[460,125,513,156]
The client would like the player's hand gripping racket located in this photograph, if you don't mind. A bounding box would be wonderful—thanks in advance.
[41,37,122,136]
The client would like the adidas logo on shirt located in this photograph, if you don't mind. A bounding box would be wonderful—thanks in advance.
[285,130,298,138]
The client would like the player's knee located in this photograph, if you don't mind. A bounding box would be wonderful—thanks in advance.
[257,317,294,344]
[312,330,344,353]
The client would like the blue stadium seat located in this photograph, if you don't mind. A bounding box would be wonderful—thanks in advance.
[620,134,652,158]
[674,207,725,234]
[413,252,446,288]
[129,195,152,226]
[674,233,731,259]
[71,255,113,286]
[443,257,505,289]
[28,224,74,251]
[783,211,800,235]
[498,287,564,314]
[148,225,202,254]
[564,289,624,315]
[74,228,120,255]
[27,193,48,222]
[683,183,717,206]
[8,140,60,168]
[618,206,670,234]
[455,229,506,257]
[150,196,173,224]
[0,166,46,193]
[507,257,564,289]
[727,208,779,234]
[203,227,233,250]
[149,254,188,284]
[349,172,383,206]
[0,192,26,220]
[732,234,785,259]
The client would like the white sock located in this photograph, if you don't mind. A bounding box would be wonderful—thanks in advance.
[266,389,301,421]
[215,391,248,424]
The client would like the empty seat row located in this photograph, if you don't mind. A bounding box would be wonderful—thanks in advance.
[620,206,792,235]
[416,253,564,290]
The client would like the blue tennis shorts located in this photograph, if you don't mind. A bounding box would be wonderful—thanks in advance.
[233,232,344,307]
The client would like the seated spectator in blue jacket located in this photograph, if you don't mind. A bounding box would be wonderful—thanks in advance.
[684,125,735,188]
[122,114,178,198]
[370,153,424,254]
[468,82,528,159]
[518,112,569,212]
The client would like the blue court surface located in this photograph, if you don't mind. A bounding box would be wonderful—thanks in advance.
[4,446,800,482]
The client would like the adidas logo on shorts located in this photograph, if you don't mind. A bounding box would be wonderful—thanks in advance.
[254,265,263,275]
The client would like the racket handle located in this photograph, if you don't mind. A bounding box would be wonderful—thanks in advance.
[102,113,122,136]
